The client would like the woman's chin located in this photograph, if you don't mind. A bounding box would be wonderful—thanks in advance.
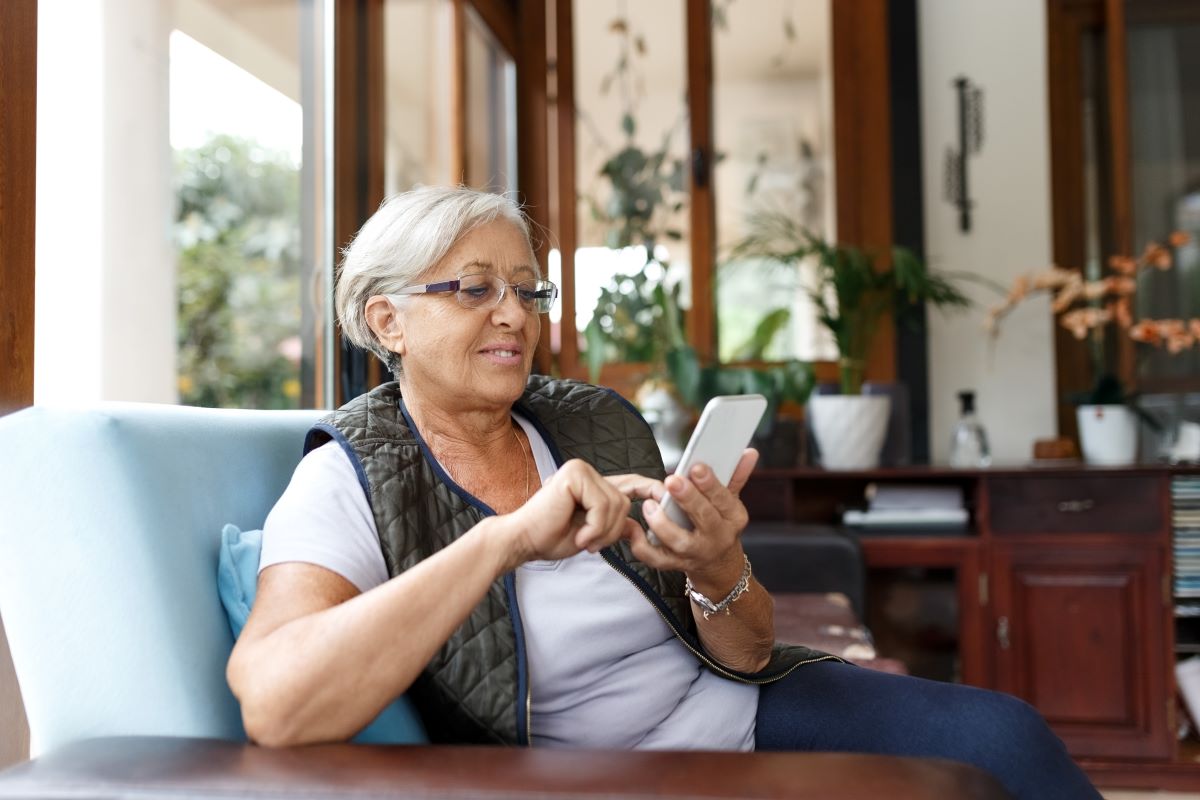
[475,368,531,403]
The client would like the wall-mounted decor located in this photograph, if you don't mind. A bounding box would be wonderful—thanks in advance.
[943,75,984,233]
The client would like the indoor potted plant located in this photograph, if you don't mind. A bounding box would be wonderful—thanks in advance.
[730,212,973,469]
[663,338,815,469]
[986,231,1191,465]
[585,270,814,468]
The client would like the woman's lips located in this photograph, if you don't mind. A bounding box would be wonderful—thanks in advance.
[479,345,523,366]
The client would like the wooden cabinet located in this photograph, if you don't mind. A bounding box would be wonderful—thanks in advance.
[990,539,1171,760]
[987,475,1164,536]
[744,464,1186,785]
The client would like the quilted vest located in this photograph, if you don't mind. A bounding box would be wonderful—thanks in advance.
[306,376,838,745]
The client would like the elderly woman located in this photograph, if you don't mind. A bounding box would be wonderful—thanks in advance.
[227,186,1099,799]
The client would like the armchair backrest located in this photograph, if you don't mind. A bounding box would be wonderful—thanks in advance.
[0,403,321,756]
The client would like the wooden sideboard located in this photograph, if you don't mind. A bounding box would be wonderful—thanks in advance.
[743,464,1200,791]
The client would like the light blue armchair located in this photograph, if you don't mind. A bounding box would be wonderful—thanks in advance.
[0,403,324,756]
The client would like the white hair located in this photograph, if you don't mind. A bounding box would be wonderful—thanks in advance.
[336,185,533,372]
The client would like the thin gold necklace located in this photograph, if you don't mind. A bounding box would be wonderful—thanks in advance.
[440,422,531,504]
[513,421,532,499]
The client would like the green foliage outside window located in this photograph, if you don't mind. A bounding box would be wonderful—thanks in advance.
[175,134,302,409]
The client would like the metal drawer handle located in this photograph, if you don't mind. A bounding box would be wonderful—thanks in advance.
[1056,499,1095,513]
[997,616,1010,650]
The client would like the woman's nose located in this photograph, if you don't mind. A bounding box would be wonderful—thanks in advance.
[491,284,528,325]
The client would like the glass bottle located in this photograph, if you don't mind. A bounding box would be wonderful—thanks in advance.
[949,390,992,468]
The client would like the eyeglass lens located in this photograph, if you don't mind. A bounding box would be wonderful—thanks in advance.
[456,274,557,313]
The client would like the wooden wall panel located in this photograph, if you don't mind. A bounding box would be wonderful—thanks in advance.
[0,0,36,766]
[0,0,36,416]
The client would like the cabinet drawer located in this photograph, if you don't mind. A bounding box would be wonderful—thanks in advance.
[988,475,1163,535]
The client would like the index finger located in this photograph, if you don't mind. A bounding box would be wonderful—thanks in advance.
[604,473,665,502]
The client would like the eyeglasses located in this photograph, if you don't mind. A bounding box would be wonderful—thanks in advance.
[387,273,559,314]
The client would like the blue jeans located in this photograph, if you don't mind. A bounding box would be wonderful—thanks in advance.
[756,661,1101,800]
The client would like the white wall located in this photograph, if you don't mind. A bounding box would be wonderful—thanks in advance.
[919,0,1058,464]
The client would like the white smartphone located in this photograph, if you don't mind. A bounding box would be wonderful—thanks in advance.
[652,394,768,538]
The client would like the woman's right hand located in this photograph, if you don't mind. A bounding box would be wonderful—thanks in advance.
[499,459,639,568]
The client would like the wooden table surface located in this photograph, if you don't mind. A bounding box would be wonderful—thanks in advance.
[0,736,1014,799]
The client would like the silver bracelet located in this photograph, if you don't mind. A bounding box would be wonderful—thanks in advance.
[684,555,752,620]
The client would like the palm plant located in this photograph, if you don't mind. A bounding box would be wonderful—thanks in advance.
[730,211,973,395]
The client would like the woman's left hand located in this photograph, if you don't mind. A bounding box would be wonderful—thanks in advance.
[613,449,774,672]
[620,449,759,592]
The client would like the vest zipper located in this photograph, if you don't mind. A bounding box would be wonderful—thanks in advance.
[525,671,533,748]
[517,571,533,748]
[599,549,843,684]
[505,569,534,748]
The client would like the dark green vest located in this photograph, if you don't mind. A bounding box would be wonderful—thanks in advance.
[306,376,836,745]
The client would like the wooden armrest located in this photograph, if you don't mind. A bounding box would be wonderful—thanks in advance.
[0,736,1012,799]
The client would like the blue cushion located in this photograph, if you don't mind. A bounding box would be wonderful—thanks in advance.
[218,525,261,637]
[217,524,428,744]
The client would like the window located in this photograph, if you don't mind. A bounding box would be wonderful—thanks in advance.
[568,0,691,379]
[547,0,883,397]
[36,0,334,409]
[1050,0,1200,422]
[711,0,836,363]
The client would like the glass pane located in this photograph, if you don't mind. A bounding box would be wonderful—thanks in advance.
[384,0,455,193]
[170,1,332,409]
[573,0,690,370]
[1080,28,1113,374]
[712,0,836,363]
[36,0,331,408]
[465,7,517,193]
[1126,20,1200,380]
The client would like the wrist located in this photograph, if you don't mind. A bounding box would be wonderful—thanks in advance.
[472,515,528,576]
[685,546,745,599]
[685,553,753,621]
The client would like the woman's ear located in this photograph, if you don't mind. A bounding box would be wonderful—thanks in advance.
[365,295,406,356]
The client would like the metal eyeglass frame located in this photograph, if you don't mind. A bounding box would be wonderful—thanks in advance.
[385,272,559,314]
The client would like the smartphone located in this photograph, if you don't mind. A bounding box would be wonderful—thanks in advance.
[652,394,768,538]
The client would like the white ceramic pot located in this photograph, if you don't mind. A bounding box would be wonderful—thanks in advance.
[808,394,891,470]
[1076,404,1138,466]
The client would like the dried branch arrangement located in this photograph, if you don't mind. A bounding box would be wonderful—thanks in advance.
[985,232,1195,352]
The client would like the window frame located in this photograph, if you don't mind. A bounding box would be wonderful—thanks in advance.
[549,0,897,399]
[1047,0,1200,438]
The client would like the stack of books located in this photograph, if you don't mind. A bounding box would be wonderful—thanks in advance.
[1174,477,1200,599]
[841,483,968,532]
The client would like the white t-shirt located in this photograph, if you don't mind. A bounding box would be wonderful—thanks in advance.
[260,414,758,750]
